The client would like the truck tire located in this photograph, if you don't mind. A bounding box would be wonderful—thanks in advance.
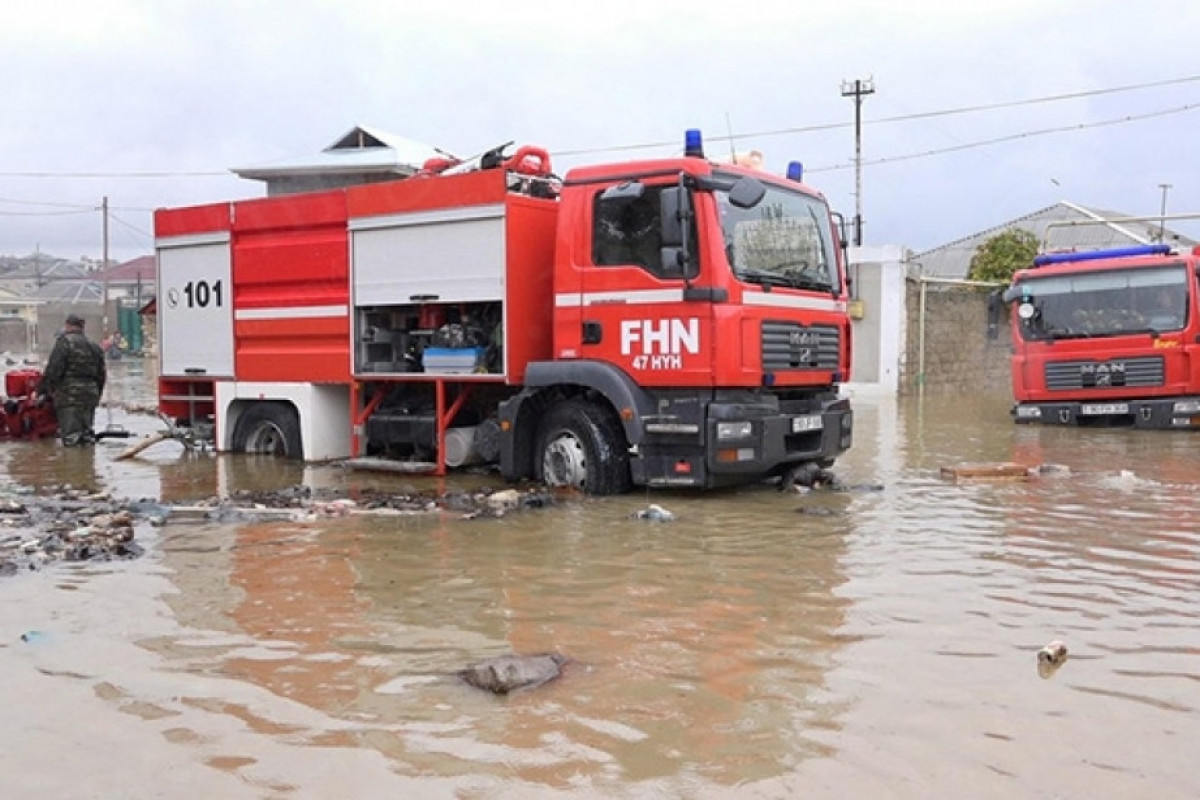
[231,402,303,459]
[535,399,631,495]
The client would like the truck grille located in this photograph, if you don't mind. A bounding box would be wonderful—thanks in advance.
[761,321,840,371]
[1044,356,1164,391]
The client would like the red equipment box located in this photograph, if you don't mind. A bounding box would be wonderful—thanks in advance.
[5,368,41,399]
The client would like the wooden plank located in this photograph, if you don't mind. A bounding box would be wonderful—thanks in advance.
[940,462,1031,482]
[114,432,172,461]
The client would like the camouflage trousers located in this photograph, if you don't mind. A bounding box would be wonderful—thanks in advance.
[53,393,99,447]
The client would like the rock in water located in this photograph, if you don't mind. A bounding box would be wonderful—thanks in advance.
[459,653,567,694]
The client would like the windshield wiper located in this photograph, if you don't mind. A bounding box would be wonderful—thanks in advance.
[735,265,831,292]
[1024,324,1089,341]
[779,269,832,292]
[735,267,793,288]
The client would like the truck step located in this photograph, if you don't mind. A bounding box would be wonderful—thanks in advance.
[343,457,439,474]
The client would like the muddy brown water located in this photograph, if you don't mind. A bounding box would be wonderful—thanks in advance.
[1,361,1198,798]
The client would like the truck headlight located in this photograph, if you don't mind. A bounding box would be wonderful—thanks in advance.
[716,421,753,440]
[1015,406,1042,419]
[1173,400,1200,414]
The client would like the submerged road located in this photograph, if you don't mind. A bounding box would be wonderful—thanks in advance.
[0,364,1197,798]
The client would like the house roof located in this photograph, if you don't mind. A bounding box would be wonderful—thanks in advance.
[19,279,102,303]
[98,255,155,283]
[3,259,89,282]
[910,201,1199,279]
[231,125,442,180]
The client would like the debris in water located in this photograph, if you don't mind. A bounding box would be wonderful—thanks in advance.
[1036,640,1069,679]
[1,482,555,576]
[459,653,568,694]
[942,462,1074,483]
[633,504,675,522]
[941,462,1030,482]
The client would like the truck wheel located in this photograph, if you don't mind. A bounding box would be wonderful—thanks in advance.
[535,399,630,495]
[231,402,303,459]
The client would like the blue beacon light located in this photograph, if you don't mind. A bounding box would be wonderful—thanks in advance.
[684,129,704,158]
[787,161,804,182]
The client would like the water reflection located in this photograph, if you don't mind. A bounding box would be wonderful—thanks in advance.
[150,486,858,790]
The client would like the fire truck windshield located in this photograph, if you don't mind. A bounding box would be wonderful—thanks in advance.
[718,185,837,293]
[1013,263,1189,340]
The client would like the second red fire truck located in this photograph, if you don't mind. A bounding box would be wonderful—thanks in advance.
[1004,243,1200,428]
[155,131,854,493]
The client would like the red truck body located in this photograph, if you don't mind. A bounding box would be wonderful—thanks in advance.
[1005,243,1200,428]
[155,136,853,492]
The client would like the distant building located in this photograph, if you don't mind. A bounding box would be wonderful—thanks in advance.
[95,255,155,304]
[1,257,90,296]
[910,201,1199,280]
[231,125,442,196]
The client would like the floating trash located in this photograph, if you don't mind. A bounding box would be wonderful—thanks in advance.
[1036,639,1069,679]
[633,504,675,522]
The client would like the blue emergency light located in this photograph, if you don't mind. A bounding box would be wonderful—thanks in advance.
[1032,243,1171,267]
[787,161,804,182]
[685,129,704,158]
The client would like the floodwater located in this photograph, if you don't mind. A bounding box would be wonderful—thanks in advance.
[1,361,1198,799]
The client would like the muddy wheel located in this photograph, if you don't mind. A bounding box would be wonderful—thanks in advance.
[534,399,630,495]
[231,402,302,459]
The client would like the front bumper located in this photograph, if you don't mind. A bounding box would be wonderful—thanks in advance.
[1013,396,1200,429]
[634,394,853,488]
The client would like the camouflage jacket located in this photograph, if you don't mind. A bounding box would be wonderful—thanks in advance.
[41,331,106,401]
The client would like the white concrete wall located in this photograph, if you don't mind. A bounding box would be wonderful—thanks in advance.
[844,244,907,397]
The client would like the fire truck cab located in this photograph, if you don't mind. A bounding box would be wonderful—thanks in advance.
[156,132,853,493]
[1004,243,1200,428]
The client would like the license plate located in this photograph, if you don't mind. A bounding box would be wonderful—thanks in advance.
[792,414,823,433]
[1080,403,1128,415]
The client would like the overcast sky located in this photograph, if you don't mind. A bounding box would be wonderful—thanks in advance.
[3,0,1199,263]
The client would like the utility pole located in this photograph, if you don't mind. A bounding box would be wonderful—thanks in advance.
[1157,183,1172,243]
[101,195,110,335]
[841,77,875,246]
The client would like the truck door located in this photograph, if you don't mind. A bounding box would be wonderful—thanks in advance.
[577,182,714,387]
[157,232,235,377]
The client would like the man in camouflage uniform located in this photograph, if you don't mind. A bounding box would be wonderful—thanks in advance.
[40,313,106,446]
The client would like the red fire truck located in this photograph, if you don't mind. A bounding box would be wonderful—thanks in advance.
[1004,243,1200,428]
[155,131,853,493]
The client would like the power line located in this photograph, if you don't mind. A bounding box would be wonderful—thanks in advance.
[0,73,1195,191]
[806,101,1200,173]
[0,208,94,217]
[0,169,228,179]
[553,73,1200,158]
[0,197,154,213]
[108,211,153,243]
[0,197,94,209]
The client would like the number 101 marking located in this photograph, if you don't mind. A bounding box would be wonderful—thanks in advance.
[183,279,223,308]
